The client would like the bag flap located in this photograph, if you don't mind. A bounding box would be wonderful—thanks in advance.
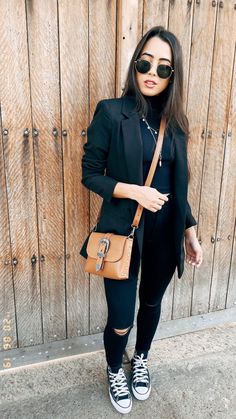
[86,232,128,262]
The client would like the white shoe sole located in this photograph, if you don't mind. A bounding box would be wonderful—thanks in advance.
[131,383,152,401]
[109,388,132,414]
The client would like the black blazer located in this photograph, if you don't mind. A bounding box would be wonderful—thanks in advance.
[80,95,197,279]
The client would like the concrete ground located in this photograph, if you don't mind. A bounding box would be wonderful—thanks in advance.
[0,323,235,419]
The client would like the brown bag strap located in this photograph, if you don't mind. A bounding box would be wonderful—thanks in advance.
[131,115,166,230]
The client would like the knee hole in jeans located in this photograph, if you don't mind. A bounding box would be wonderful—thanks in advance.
[147,302,157,307]
[145,301,161,308]
[113,326,132,336]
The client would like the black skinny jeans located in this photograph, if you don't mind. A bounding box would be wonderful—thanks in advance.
[103,194,177,370]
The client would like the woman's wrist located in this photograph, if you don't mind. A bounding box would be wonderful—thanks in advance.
[112,182,141,200]
[129,184,142,200]
[184,226,196,239]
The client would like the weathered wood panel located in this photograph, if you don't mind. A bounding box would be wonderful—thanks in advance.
[192,0,236,315]
[0,0,42,348]
[116,0,143,95]
[172,0,218,320]
[143,0,169,33]
[26,0,66,342]
[59,0,90,338]
[0,107,17,353]
[211,39,236,310]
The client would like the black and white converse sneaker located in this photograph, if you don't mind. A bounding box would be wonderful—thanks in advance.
[107,366,132,414]
[131,352,151,400]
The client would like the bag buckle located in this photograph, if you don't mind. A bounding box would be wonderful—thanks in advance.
[99,237,110,253]
[96,237,110,272]
[128,225,137,239]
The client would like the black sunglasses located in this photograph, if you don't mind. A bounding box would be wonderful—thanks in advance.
[134,58,174,79]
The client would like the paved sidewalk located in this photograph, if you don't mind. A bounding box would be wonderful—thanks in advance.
[0,323,235,419]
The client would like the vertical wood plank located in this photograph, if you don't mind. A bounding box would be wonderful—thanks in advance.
[89,0,117,334]
[26,0,66,342]
[168,0,194,107]
[59,0,89,337]
[0,108,17,351]
[0,0,42,347]
[192,0,236,315]
[172,1,217,319]
[143,0,169,33]
[210,41,236,310]
[116,0,144,96]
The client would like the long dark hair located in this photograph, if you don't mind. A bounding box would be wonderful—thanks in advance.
[121,25,191,180]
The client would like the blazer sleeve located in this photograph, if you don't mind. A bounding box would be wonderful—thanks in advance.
[185,199,197,229]
[81,100,118,203]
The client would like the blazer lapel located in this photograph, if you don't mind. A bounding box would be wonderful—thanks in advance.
[121,96,144,186]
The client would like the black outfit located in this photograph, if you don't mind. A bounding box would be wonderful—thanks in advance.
[80,95,197,279]
[80,94,197,371]
[103,95,177,370]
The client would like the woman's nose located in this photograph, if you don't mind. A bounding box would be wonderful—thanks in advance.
[148,61,158,77]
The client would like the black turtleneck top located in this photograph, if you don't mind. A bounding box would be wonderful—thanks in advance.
[140,94,175,193]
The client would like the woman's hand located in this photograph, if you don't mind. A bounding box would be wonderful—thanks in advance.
[113,183,169,212]
[184,227,203,267]
[134,186,169,212]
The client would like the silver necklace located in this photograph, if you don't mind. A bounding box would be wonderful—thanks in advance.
[141,115,162,167]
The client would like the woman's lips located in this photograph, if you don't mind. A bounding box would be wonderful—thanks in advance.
[144,80,157,88]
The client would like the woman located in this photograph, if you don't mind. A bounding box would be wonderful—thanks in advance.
[80,26,203,414]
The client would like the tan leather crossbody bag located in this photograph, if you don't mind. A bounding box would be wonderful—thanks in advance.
[84,115,166,280]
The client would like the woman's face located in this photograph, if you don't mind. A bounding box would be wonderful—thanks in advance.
[135,36,173,97]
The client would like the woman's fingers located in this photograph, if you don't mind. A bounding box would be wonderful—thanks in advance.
[138,187,169,211]
[150,205,161,212]
[186,249,203,267]
[152,193,168,211]
[185,236,203,268]
[158,191,169,201]
[195,252,203,266]
[150,201,165,212]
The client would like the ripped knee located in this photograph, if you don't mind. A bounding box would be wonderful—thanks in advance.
[113,326,132,336]
[145,300,161,308]
[146,302,158,307]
